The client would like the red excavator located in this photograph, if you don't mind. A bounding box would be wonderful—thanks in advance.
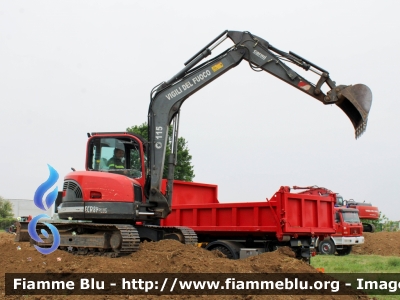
[28,30,372,259]
[343,199,379,232]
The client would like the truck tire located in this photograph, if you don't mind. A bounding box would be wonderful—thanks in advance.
[206,241,241,259]
[213,246,234,259]
[337,246,352,256]
[318,240,335,255]
[363,223,375,233]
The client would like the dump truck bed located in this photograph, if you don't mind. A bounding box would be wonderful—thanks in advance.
[161,182,335,240]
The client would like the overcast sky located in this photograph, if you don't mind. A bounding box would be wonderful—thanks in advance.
[1,1,399,221]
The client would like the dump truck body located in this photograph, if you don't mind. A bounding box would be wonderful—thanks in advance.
[161,181,335,259]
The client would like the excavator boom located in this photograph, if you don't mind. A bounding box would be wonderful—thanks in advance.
[147,30,373,217]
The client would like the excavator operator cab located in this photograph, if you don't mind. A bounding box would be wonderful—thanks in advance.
[87,135,144,179]
[335,194,344,206]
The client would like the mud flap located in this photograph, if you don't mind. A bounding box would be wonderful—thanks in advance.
[299,247,311,259]
[337,84,372,139]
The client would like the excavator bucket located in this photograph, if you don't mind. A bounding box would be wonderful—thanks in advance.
[336,84,372,139]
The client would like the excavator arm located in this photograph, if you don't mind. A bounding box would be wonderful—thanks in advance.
[146,30,372,218]
[227,30,372,135]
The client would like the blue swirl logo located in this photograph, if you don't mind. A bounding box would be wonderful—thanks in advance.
[34,164,59,210]
[28,164,61,255]
[28,214,61,255]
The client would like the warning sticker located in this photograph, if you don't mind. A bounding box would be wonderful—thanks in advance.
[298,81,311,91]
[211,62,224,72]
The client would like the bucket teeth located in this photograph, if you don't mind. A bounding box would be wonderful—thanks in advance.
[355,121,367,139]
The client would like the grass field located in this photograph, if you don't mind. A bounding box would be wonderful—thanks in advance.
[311,255,400,299]
[312,254,400,273]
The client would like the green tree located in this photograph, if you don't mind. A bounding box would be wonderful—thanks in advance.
[127,122,195,181]
[0,196,14,218]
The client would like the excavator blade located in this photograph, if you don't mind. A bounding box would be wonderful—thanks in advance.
[15,221,30,242]
[336,84,372,139]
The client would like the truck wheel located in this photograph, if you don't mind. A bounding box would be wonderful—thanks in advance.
[337,246,352,256]
[363,223,375,233]
[213,246,234,259]
[318,240,335,255]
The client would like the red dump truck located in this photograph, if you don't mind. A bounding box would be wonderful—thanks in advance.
[160,180,336,260]
[292,186,364,255]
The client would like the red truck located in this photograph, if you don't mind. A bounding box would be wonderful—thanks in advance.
[160,180,336,260]
[292,186,364,255]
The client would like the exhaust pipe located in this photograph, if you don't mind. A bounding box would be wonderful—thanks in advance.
[336,84,372,139]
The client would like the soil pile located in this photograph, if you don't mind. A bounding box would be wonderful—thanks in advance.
[0,232,379,300]
[352,231,400,256]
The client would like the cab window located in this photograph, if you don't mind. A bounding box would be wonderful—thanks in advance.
[88,137,143,179]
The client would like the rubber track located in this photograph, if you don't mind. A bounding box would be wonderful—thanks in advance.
[35,222,140,257]
[174,226,198,245]
[35,223,196,255]
[143,225,198,245]
[113,224,140,254]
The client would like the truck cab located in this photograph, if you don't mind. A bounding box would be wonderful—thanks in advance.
[317,207,364,255]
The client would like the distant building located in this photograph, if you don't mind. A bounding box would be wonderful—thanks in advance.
[7,199,53,218]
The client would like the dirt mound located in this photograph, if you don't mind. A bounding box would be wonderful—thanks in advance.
[352,231,400,256]
[0,232,370,300]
